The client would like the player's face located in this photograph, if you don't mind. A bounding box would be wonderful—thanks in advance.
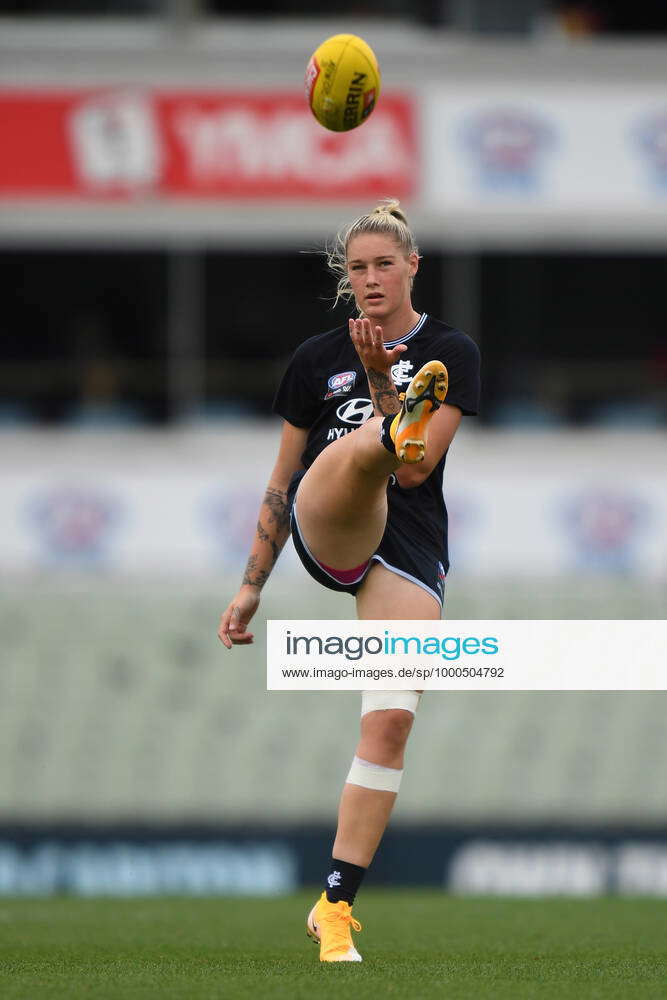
[346,234,418,320]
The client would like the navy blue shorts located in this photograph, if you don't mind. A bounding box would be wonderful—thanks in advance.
[287,470,445,607]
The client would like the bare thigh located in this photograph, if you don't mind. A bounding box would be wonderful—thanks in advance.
[356,562,436,707]
[295,419,397,570]
[356,562,442,620]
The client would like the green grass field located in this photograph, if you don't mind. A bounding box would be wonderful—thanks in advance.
[1,892,666,1000]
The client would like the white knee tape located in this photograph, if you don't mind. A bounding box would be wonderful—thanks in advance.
[361,690,422,718]
[346,755,403,793]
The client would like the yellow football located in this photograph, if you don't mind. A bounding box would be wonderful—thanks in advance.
[305,33,381,133]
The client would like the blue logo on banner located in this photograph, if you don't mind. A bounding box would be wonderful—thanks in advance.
[633,110,667,191]
[26,486,121,567]
[202,489,262,563]
[459,107,555,194]
[445,492,479,572]
[561,489,648,573]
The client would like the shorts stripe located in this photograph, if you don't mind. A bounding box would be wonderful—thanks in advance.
[369,554,443,608]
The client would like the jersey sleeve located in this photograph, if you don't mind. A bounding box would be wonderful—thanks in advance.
[272,342,320,428]
[442,333,481,416]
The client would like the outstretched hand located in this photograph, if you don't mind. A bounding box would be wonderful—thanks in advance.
[218,587,260,648]
[349,318,407,371]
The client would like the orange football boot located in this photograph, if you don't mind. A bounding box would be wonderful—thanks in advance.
[389,360,448,463]
[306,892,363,962]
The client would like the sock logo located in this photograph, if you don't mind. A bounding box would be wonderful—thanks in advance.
[327,871,342,888]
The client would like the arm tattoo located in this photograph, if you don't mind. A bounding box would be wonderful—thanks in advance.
[367,368,400,417]
[256,519,279,565]
[264,487,290,532]
[242,490,290,589]
[242,553,270,589]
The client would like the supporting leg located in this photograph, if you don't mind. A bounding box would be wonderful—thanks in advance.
[332,708,415,868]
[328,565,439,874]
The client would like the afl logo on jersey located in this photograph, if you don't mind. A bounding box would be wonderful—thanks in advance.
[324,370,357,400]
[336,398,374,425]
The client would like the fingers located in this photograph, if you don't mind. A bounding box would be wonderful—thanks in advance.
[349,317,367,347]
[229,631,254,645]
[349,318,385,353]
[218,606,255,648]
[217,607,233,648]
[229,606,253,641]
[218,624,255,647]
[226,605,242,647]
[387,344,407,363]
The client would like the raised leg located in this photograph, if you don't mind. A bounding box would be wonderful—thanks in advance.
[295,360,447,572]
[295,416,399,570]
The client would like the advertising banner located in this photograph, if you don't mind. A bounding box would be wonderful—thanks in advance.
[0,432,665,576]
[2,827,667,896]
[424,84,667,214]
[0,89,416,200]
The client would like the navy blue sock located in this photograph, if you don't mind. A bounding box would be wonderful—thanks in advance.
[325,858,366,905]
[379,413,396,455]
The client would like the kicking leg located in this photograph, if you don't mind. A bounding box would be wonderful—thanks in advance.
[295,417,397,571]
[296,360,447,571]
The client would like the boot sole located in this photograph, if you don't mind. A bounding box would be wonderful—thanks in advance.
[394,362,449,463]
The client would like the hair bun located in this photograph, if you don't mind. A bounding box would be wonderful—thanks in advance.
[371,198,408,226]
[327,198,419,309]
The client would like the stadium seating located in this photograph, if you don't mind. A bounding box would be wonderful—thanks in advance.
[1,574,665,826]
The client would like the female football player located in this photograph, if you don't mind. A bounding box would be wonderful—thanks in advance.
[218,200,480,962]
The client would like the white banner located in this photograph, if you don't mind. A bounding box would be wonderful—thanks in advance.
[0,430,664,577]
[424,84,667,216]
[267,620,667,691]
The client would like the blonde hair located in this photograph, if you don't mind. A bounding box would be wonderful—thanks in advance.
[327,199,419,309]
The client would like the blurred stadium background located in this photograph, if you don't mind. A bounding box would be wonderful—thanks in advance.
[1,0,665,898]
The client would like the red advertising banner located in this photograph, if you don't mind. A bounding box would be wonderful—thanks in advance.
[0,89,416,200]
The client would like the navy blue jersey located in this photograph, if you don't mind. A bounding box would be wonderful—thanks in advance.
[273,313,480,575]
